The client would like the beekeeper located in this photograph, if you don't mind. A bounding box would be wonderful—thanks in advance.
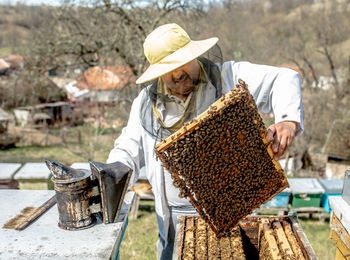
[107,23,303,259]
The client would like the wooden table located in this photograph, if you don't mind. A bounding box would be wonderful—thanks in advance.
[290,207,326,223]
[258,206,290,216]
[0,190,135,259]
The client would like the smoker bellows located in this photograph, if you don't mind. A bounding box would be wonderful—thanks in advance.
[46,159,132,230]
[155,79,288,237]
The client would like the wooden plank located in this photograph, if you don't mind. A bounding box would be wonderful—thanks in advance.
[175,216,186,260]
[272,221,295,259]
[329,229,350,260]
[208,224,220,259]
[260,218,270,224]
[183,216,195,259]
[262,133,284,172]
[282,220,306,260]
[258,222,264,251]
[291,207,325,213]
[335,248,348,260]
[230,226,246,260]
[220,235,232,260]
[291,207,325,223]
[155,91,233,152]
[329,196,350,234]
[330,213,350,253]
[129,195,140,220]
[260,223,282,260]
[195,217,207,259]
[258,218,270,248]
[289,216,318,260]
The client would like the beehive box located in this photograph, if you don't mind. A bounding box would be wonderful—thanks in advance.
[0,163,21,189]
[329,195,350,260]
[174,215,317,260]
[155,80,288,237]
[261,187,291,208]
[288,178,325,208]
[343,170,350,206]
[319,179,343,213]
[14,162,53,190]
[329,212,350,260]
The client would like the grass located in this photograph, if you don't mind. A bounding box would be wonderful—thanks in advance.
[299,215,336,260]
[120,201,158,260]
[0,124,121,165]
[0,145,84,164]
[0,47,12,57]
[0,142,114,165]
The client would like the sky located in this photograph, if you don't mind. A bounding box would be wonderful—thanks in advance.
[0,0,62,5]
[0,0,214,7]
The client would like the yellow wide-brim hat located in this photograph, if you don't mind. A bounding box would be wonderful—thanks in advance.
[136,23,218,84]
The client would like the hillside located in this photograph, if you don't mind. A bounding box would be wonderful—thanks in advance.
[1,1,350,63]
[0,0,349,158]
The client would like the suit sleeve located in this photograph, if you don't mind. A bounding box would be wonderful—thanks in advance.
[106,91,146,184]
[221,61,304,135]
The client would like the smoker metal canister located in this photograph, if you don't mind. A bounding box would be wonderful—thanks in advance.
[51,168,95,230]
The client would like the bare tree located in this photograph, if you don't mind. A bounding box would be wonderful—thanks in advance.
[31,0,203,81]
[270,0,350,158]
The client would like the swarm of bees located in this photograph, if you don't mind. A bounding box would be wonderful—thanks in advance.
[155,79,289,237]
[176,216,306,260]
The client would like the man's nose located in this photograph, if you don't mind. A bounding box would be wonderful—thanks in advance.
[172,68,183,80]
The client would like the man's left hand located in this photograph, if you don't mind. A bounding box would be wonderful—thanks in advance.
[266,121,298,161]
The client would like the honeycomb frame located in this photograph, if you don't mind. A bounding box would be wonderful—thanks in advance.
[155,79,289,237]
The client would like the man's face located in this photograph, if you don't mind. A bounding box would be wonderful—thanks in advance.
[161,59,200,99]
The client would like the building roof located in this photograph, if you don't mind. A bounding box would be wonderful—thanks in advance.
[322,119,350,160]
[0,59,10,71]
[4,55,24,70]
[15,101,71,111]
[50,77,74,89]
[74,66,135,91]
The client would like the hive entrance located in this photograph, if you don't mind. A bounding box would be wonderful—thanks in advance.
[155,79,288,237]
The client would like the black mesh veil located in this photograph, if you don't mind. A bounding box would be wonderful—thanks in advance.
[138,44,223,143]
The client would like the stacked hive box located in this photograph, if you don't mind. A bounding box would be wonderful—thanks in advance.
[174,215,316,259]
[342,170,350,205]
[14,163,53,190]
[288,178,325,208]
[260,187,291,208]
[155,80,288,237]
[329,170,350,260]
[0,163,21,189]
[319,179,343,213]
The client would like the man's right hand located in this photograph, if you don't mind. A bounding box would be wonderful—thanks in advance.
[266,121,298,161]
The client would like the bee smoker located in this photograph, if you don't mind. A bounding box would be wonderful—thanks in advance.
[45,159,132,230]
